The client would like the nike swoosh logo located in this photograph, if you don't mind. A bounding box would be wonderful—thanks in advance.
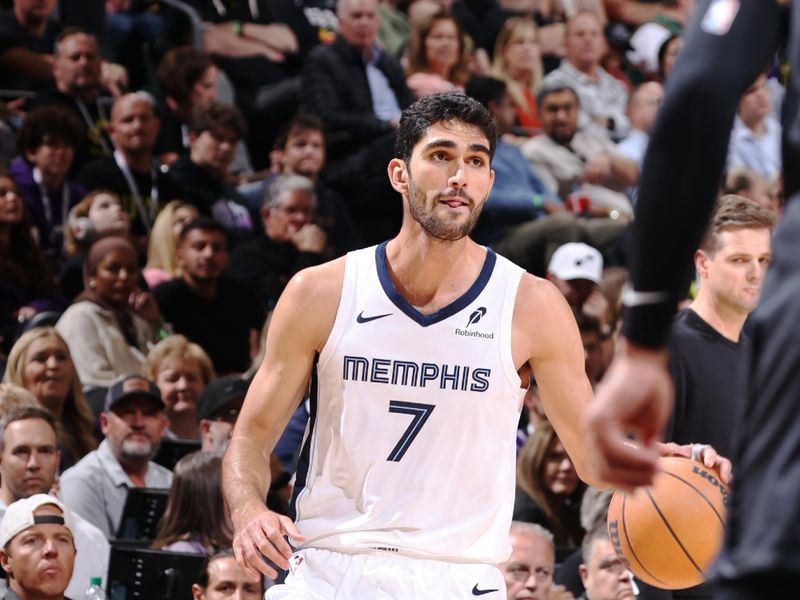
[356,311,393,323]
[472,585,499,596]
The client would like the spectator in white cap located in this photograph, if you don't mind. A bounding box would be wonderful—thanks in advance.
[59,374,173,539]
[547,242,612,340]
[0,494,75,600]
[546,243,603,307]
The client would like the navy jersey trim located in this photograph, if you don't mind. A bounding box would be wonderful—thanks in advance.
[375,241,497,327]
[289,353,319,521]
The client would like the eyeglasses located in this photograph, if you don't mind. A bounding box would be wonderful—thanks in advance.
[505,565,553,582]
[597,558,630,576]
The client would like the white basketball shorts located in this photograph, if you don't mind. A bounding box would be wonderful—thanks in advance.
[265,547,506,599]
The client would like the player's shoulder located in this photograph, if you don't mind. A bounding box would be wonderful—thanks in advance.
[282,256,347,309]
[271,257,347,350]
[515,272,568,308]
[513,273,576,335]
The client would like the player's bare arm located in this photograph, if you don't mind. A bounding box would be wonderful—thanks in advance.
[512,273,604,488]
[223,258,345,579]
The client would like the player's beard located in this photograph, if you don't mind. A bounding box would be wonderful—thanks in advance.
[406,173,483,241]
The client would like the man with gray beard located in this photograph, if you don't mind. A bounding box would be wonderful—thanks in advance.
[59,375,173,538]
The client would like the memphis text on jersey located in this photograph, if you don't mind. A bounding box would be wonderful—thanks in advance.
[342,355,491,392]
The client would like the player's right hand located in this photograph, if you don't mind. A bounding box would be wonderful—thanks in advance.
[584,339,673,492]
[231,503,306,579]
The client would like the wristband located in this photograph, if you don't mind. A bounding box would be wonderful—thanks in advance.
[232,20,243,37]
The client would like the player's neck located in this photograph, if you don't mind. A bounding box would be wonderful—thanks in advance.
[385,232,484,312]
[689,295,746,342]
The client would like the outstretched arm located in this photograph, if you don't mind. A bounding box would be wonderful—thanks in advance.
[223,259,343,578]
[514,275,604,488]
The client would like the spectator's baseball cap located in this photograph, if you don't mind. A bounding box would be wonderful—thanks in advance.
[197,375,249,423]
[548,243,603,284]
[0,494,74,548]
[104,374,164,412]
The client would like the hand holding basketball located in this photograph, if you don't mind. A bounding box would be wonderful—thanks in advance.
[607,456,729,590]
[585,340,673,491]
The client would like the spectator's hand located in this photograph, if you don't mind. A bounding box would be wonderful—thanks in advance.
[249,23,299,55]
[291,223,327,254]
[549,583,575,600]
[231,503,306,579]
[129,289,160,324]
[584,153,612,184]
[657,441,733,486]
[584,340,672,491]
[100,61,128,97]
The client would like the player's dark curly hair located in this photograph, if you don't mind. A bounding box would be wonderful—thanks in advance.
[394,91,496,164]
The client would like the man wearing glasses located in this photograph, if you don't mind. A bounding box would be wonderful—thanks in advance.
[578,525,636,600]
[500,522,574,600]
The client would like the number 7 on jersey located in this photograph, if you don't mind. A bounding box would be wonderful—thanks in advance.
[387,401,435,462]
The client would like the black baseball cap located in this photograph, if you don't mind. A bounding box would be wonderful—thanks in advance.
[197,375,249,422]
[104,374,164,412]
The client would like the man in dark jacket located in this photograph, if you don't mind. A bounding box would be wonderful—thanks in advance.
[301,0,415,242]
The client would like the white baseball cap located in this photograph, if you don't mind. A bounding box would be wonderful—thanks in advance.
[0,494,74,548]
[548,243,603,284]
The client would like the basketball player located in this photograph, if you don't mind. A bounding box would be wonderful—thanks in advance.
[223,93,725,598]
[584,1,800,598]
[221,91,605,598]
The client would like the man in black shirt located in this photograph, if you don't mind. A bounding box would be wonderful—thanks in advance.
[168,101,254,245]
[78,92,181,237]
[31,29,114,172]
[154,218,265,375]
[228,174,327,311]
[666,196,774,455]
[664,196,773,600]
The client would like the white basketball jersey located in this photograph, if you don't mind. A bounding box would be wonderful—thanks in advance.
[292,243,526,564]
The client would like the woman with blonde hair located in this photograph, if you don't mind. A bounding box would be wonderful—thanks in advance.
[4,327,98,470]
[492,17,545,133]
[406,10,471,99]
[144,335,215,440]
[144,200,199,289]
[514,420,585,549]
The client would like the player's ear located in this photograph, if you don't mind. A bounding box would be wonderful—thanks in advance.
[388,158,408,194]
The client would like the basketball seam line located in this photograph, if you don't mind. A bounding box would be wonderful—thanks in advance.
[662,471,726,526]
[644,488,706,578]
[620,493,670,587]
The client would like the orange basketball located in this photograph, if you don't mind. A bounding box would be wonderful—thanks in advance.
[606,456,729,590]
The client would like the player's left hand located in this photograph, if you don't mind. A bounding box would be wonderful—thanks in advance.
[657,441,733,486]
